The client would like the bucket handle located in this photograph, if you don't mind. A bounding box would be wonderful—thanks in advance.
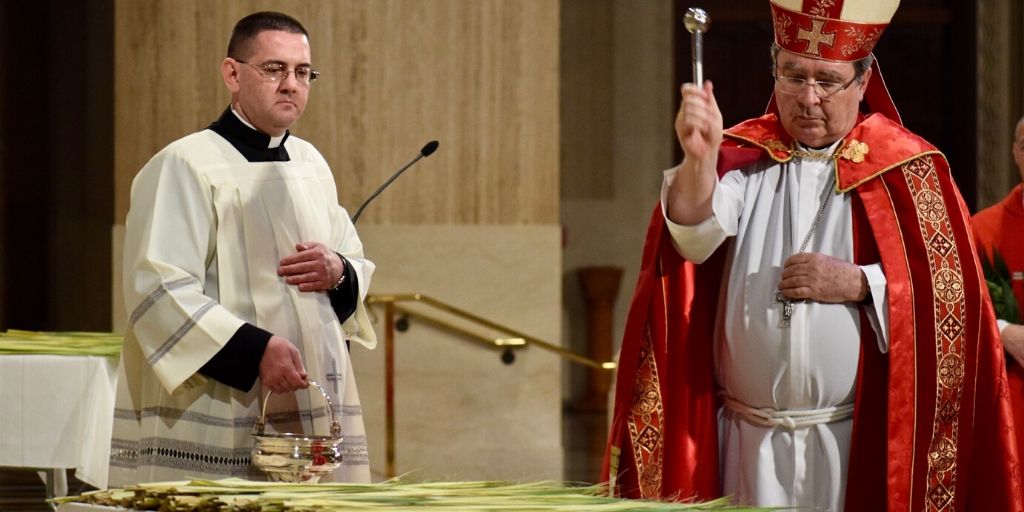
[253,380,342,438]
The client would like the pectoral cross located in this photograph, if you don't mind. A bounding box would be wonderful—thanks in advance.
[774,291,801,328]
[326,359,342,395]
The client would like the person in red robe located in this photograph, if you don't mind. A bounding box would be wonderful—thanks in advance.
[603,1,1022,510]
[971,115,1024,463]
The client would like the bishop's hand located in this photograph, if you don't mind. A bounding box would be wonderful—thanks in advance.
[675,81,723,162]
[778,252,869,304]
[667,81,723,226]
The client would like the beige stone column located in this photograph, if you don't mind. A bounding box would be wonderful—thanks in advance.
[976,0,1024,207]
[576,266,622,411]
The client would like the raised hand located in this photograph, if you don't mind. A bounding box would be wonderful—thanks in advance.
[666,81,724,226]
[675,81,723,162]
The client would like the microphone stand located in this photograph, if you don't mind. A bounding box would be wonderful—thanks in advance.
[351,140,439,224]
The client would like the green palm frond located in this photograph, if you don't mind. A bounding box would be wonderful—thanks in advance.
[53,478,783,511]
[0,330,122,357]
[982,249,1020,322]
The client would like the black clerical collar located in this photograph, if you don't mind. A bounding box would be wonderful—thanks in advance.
[207,106,291,162]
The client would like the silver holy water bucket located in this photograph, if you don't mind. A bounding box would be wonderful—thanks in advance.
[251,380,344,483]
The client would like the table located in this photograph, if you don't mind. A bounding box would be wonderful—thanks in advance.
[57,505,127,512]
[0,354,118,493]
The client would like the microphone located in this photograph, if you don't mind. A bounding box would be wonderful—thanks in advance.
[351,140,439,224]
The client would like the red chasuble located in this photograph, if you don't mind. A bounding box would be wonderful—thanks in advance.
[971,183,1024,465]
[603,113,1024,511]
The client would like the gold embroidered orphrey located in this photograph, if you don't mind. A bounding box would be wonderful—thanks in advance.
[626,330,665,498]
[902,156,964,511]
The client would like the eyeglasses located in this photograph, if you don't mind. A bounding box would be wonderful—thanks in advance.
[774,73,859,99]
[236,59,321,85]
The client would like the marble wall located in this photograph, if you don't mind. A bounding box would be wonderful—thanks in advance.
[353,225,563,480]
[113,0,558,225]
[559,1,676,399]
[976,0,1024,208]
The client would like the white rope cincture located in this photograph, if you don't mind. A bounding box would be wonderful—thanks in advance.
[720,393,854,430]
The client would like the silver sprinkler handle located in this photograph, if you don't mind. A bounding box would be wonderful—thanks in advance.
[683,8,711,86]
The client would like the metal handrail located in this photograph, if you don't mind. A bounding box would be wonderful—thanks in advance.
[365,292,617,478]
[366,293,616,370]
[392,304,527,349]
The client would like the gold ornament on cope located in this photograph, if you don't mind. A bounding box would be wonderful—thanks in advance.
[839,139,869,163]
[764,139,789,153]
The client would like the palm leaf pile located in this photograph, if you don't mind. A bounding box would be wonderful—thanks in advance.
[0,329,122,357]
[53,478,775,511]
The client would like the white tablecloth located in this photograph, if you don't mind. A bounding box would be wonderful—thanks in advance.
[0,355,118,489]
[57,504,129,512]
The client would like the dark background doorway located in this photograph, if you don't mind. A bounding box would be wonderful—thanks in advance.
[0,1,114,331]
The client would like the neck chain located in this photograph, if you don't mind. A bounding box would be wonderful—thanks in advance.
[795,171,837,254]
[775,158,838,328]
[791,143,840,253]
[790,148,837,161]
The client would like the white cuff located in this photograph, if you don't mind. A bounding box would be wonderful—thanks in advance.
[860,263,889,353]
[997,319,1010,333]
[660,168,729,263]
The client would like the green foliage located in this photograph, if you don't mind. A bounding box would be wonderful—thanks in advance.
[982,249,1020,322]
[0,330,122,357]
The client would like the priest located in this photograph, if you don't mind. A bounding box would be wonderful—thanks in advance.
[604,1,1022,510]
[971,115,1024,463]
[108,11,376,485]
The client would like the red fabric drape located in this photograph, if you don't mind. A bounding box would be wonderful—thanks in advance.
[603,114,1023,510]
[970,183,1024,474]
[601,144,764,500]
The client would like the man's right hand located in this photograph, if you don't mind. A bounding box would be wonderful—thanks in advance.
[667,81,723,226]
[259,336,309,393]
[675,81,723,162]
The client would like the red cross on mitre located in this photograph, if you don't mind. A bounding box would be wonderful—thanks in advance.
[796,18,836,56]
